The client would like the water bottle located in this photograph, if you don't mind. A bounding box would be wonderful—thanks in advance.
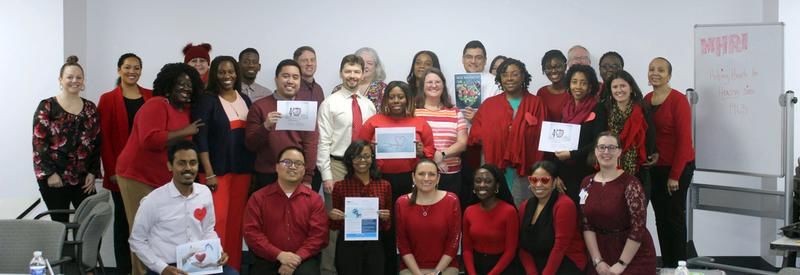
[29,251,46,275]
[674,260,690,275]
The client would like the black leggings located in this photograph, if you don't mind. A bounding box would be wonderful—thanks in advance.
[650,161,695,268]
[38,181,93,223]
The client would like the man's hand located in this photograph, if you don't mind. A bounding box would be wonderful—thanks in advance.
[276,251,301,268]
[161,266,187,275]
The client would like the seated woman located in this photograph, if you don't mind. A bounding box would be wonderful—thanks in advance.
[462,164,519,275]
[581,131,656,274]
[395,159,461,275]
[328,141,392,275]
[519,160,587,275]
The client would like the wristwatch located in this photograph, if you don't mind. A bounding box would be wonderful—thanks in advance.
[592,257,603,266]
[617,259,628,266]
[440,151,446,159]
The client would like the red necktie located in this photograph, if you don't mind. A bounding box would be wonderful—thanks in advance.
[351,94,363,140]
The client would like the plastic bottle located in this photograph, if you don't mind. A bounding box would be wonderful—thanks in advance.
[674,260,690,275]
[29,251,46,275]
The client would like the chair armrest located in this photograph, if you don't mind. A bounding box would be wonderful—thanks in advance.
[34,209,76,220]
[49,256,73,267]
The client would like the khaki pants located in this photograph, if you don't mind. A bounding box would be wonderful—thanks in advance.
[117,176,155,275]
[321,159,347,275]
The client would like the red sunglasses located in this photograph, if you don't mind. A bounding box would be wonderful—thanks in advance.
[527,176,552,184]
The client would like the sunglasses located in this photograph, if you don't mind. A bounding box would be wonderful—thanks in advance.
[527,176,552,184]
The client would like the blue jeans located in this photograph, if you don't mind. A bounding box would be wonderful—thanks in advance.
[146,264,239,275]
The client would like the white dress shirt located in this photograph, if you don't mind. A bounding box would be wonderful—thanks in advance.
[129,182,217,273]
[316,87,377,181]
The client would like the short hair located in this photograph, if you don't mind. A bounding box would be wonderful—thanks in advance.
[355,47,386,82]
[275,59,301,77]
[568,45,589,56]
[406,51,441,94]
[489,55,507,70]
[652,56,673,75]
[601,70,649,112]
[343,140,381,180]
[277,146,305,162]
[238,48,259,61]
[494,58,532,92]
[293,46,315,61]
[540,49,567,71]
[462,40,486,57]
[152,63,203,102]
[167,140,197,163]
[116,53,142,86]
[339,54,365,72]
[206,56,242,95]
[565,64,599,98]
[381,81,416,117]
[599,51,624,67]
[409,158,438,205]
[415,67,453,108]
[467,164,515,207]
[60,55,84,78]
[595,131,620,147]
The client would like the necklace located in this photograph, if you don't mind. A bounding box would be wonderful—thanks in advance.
[421,205,431,216]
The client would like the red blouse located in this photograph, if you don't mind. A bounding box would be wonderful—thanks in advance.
[462,201,519,275]
[537,85,570,122]
[644,89,695,180]
[358,114,435,174]
[468,92,547,176]
[395,192,461,271]
[97,86,152,191]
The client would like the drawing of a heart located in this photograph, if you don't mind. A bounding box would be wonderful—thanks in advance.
[585,112,596,122]
[194,207,206,221]
[194,252,206,263]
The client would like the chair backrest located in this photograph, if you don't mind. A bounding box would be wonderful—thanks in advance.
[0,219,66,273]
[75,201,112,268]
[74,188,110,225]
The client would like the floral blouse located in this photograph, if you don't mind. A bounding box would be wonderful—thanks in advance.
[331,80,387,110]
[32,97,101,186]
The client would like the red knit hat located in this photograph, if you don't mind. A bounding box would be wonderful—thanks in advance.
[182,43,212,64]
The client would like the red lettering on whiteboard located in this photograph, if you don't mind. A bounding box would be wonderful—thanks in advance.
[700,33,749,56]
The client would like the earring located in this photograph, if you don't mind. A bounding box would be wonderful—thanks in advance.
[59,84,63,91]
[494,189,499,194]
[472,189,476,194]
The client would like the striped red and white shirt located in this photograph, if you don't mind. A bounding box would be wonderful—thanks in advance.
[415,107,467,173]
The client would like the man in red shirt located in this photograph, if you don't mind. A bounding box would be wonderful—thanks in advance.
[243,146,328,275]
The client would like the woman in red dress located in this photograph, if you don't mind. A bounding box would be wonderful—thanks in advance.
[581,131,656,274]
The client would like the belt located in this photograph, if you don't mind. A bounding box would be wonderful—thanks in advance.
[594,226,630,235]
[331,155,344,161]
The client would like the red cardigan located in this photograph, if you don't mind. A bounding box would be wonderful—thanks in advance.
[468,92,546,176]
[97,86,152,191]
[519,195,587,275]
[644,89,695,180]
[358,114,435,174]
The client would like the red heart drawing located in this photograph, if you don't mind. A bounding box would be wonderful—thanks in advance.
[524,113,537,126]
[585,112,596,122]
[193,207,206,221]
[194,252,206,263]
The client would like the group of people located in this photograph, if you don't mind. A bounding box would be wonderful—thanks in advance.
[32,40,695,275]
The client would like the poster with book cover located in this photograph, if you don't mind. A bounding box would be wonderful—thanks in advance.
[454,73,481,109]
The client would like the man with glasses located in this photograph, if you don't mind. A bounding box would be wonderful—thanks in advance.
[597,51,625,98]
[458,40,502,122]
[245,59,318,194]
[567,45,591,68]
[243,146,328,275]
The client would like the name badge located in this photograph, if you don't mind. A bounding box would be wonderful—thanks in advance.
[579,188,589,205]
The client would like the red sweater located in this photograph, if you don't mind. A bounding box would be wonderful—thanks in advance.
[644,89,695,180]
[537,86,570,122]
[358,114,435,174]
[116,97,189,188]
[462,201,519,275]
[396,192,461,271]
[243,182,328,261]
[468,92,547,176]
[97,86,152,191]
[519,195,587,275]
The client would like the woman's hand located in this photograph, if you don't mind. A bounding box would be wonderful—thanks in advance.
[181,119,205,136]
[595,261,612,275]
[378,209,391,221]
[206,176,218,192]
[643,153,659,166]
[555,151,571,161]
[415,141,424,158]
[667,179,680,195]
[82,173,96,194]
[608,262,626,275]
[463,107,476,121]
[329,208,344,221]
[47,173,63,188]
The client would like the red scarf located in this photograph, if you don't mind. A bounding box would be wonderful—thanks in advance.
[561,96,597,124]
[619,105,648,165]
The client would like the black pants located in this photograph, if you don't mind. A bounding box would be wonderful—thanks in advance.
[334,231,385,275]
[471,251,524,275]
[251,254,320,275]
[382,172,412,275]
[557,160,592,204]
[651,161,695,268]
[111,191,131,274]
[38,181,93,223]
[438,172,462,197]
[250,172,278,195]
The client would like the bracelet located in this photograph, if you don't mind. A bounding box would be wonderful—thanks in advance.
[593,257,603,266]
[206,174,217,180]
[617,259,627,266]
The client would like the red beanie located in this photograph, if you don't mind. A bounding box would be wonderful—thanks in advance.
[182,43,212,64]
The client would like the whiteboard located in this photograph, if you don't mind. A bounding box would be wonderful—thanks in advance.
[693,23,785,177]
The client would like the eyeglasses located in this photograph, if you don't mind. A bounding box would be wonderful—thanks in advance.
[527,176,552,184]
[278,159,305,168]
[354,154,372,161]
[595,144,620,152]
[463,54,485,61]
